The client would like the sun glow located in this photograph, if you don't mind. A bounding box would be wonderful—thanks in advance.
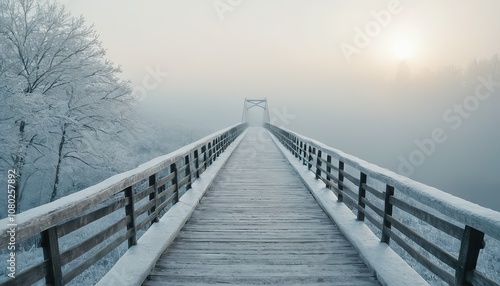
[393,38,417,60]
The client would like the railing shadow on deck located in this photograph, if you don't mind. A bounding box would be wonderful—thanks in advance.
[0,123,247,286]
[266,123,500,286]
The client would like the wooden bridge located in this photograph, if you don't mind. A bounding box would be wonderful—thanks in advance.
[1,100,500,285]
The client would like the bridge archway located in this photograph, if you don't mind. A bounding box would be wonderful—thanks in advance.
[241,98,270,126]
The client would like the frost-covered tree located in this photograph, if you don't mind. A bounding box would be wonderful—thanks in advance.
[0,0,135,209]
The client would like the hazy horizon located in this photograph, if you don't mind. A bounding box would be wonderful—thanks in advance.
[56,0,500,211]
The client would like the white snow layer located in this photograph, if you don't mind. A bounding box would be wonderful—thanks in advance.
[269,131,429,286]
[96,129,247,286]
[275,126,500,241]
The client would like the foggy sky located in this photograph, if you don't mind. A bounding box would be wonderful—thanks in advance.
[57,0,500,210]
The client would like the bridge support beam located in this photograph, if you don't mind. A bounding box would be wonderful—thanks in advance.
[241,98,270,125]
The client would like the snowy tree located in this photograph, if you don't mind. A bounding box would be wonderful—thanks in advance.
[0,0,135,209]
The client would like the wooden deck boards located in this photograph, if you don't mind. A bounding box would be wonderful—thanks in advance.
[143,127,379,285]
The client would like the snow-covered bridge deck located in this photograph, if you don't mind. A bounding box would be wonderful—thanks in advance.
[143,128,379,285]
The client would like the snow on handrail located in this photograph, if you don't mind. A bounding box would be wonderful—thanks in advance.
[268,123,500,241]
[0,122,247,247]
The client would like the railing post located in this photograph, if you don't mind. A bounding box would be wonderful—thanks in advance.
[194,149,200,178]
[357,172,367,221]
[202,145,207,172]
[337,161,344,202]
[212,139,216,159]
[124,186,137,247]
[308,146,313,170]
[42,227,63,286]
[171,163,179,203]
[381,185,394,244]
[315,150,322,179]
[286,133,290,152]
[302,143,307,165]
[293,136,299,158]
[185,154,192,190]
[217,137,221,156]
[213,139,217,160]
[455,226,485,285]
[208,142,212,166]
[326,155,332,182]
[222,134,226,151]
[298,141,303,161]
[148,174,159,224]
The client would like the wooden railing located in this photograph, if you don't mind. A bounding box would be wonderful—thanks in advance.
[266,123,500,286]
[0,123,247,286]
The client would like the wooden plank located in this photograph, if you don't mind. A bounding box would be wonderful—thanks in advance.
[134,199,157,218]
[340,169,360,186]
[467,269,500,286]
[360,197,384,218]
[177,175,191,190]
[0,260,48,286]
[59,216,130,266]
[384,227,455,285]
[362,183,384,200]
[62,229,134,285]
[57,197,127,237]
[144,128,379,285]
[145,277,378,286]
[390,196,464,240]
[136,212,160,232]
[156,172,175,187]
[360,209,383,231]
[155,192,177,214]
[318,156,339,172]
[386,215,458,268]
[134,185,155,203]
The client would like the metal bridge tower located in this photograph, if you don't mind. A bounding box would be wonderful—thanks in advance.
[241,98,270,125]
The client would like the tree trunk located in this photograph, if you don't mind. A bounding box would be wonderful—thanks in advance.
[50,126,66,202]
[13,120,26,212]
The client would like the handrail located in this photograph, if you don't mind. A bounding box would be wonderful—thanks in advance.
[0,123,247,286]
[266,123,500,286]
